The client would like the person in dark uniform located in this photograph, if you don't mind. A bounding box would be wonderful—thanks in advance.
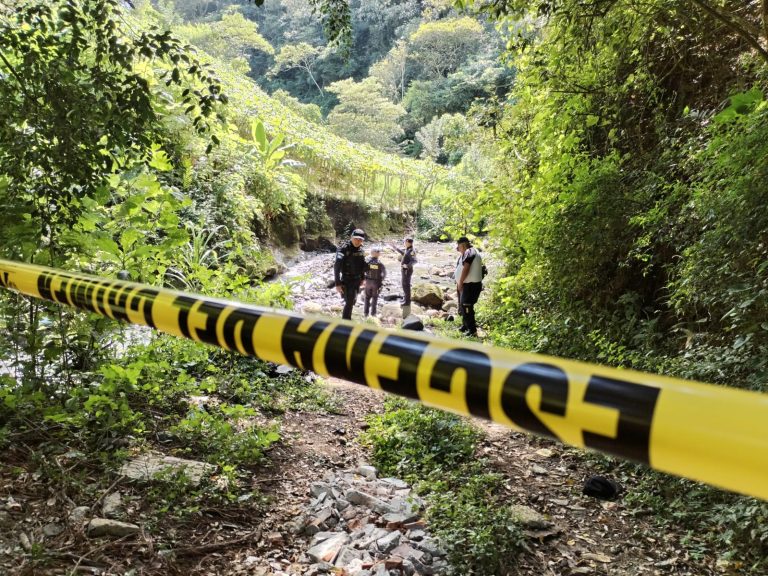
[454,236,483,336]
[363,246,386,317]
[390,237,416,309]
[334,228,367,320]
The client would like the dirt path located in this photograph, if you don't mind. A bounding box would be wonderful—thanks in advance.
[191,241,717,575]
[196,376,714,576]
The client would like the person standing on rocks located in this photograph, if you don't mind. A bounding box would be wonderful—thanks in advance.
[334,228,367,320]
[454,236,483,336]
[390,237,416,315]
[363,246,386,317]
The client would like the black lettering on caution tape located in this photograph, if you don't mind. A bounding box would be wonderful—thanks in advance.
[28,267,663,466]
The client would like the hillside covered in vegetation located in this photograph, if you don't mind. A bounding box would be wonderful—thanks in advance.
[1,0,768,574]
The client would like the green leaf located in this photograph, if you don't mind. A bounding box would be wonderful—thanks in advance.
[251,120,268,152]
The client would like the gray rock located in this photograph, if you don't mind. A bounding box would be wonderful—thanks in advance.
[380,478,408,490]
[382,512,409,525]
[307,532,349,563]
[346,490,390,514]
[357,465,377,479]
[401,315,424,331]
[310,531,338,547]
[417,538,446,557]
[42,523,64,537]
[509,504,552,529]
[119,454,215,485]
[87,518,140,538]
[306,561,334,576]
[276,364,295,375]
[531,464,548,475]
[406,529,426,541]
[68,506,90,525]
[441,300,458,312]
[310,482,333,498]
[336,498,350,510]
[390,543,424,563]
[334,545,363,568]
[376,530,401,554]
[102,492,122,519]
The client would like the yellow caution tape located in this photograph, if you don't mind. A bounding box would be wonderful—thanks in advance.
[1,258,767,500]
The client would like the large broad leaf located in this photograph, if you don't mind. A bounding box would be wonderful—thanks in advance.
[714,89,764,124]
[251,120,268,153]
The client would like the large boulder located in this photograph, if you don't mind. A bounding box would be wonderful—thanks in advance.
[412,283,444,309]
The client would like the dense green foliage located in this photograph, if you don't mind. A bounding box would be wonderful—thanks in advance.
[361,397,524,575]
[442,0,768,569]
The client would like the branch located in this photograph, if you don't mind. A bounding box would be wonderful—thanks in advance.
[0,48,33,101]
[688,0,768,64]
[763,0,768,49]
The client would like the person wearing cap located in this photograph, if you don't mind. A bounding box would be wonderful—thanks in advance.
[363,246,387,317]
[389,237,416,312]
[454,236,483,336]
[334,228,367,320]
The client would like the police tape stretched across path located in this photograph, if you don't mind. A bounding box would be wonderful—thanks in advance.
[1,258,767,501]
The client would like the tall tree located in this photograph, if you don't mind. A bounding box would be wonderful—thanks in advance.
[407,17,485,79]
[270,42,325,94]
[326,78,406,149]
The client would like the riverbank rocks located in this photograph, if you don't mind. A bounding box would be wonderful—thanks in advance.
[87,518,141,538]
[292,466,449,576]
[411,284,444,309]
[119,454,215,486]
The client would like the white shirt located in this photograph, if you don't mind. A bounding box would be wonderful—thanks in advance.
[454,247,483,283]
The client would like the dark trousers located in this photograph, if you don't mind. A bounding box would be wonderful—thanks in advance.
[364,280,381,316]
[460,282,482,334]
[401,266,413,305]
[341,281,361,320]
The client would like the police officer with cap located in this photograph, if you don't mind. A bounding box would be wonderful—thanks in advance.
[454,236,483,336]
[334,228,367,320]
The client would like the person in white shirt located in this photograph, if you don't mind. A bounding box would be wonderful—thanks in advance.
[454,236,483,336]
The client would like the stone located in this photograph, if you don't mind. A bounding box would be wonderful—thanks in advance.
[406,529,426,541]
[310,531,339,547]
[376,530,401,554]
[535,448,555,458]
[302,302,324,315]
[43,523,64,537]
[441,300,458,312]
[417,538,445,557]
[380,478,408,490]
[334,545,363,567]
[119,454,215,485]
[267,532,284,546]
[68,506,90,525]
[276,364,294,374]
[412,283,444,309]
[307,532,349,563]
[531,464,549,475]
[310,482,332,498]
[346,490,389,514]
[390,543,424,563]
[357,465,377,479]
[509,504,553,529]
[401,315,424,331]
[87,518,141,538]
[102,492,122,519]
